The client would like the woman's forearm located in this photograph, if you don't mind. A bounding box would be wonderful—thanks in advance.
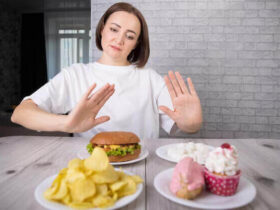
[11,84,114,134]
[11,100,68,132]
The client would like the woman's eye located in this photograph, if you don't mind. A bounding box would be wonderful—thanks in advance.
[127,35,135,40]
[110,27,118,32]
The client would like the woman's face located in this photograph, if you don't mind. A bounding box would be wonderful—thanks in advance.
[101,11,141,64]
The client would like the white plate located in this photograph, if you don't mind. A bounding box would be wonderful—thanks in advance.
[155,143,214,163]
[154,168,256,209]
[35,170,143,210]
[77,147,149,165]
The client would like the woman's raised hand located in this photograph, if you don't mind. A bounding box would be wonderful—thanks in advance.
[64,83,115,133]
[159,71,203,133]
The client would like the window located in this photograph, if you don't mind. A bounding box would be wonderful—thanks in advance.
[58,29,90,69]
[45,11,91,80]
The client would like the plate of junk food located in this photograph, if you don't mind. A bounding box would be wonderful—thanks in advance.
[154,143,256,209]
[35,147,143,210]
[78,131,149,165]
[154,168,256,209]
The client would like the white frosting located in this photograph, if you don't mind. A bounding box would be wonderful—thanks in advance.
[167,142,212,164]
[205,145,238,176]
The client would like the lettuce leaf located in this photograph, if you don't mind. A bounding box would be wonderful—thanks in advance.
[86,143,93,154]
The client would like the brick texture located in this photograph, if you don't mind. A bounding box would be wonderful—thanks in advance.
[91,0,280,139]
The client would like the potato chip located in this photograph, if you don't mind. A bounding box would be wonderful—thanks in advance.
[112,192,118,201]
[96,184,108,196]
[116,170,126,179]
[59,168,68,175]
[84,147,109,171]
[69,202,93,209]
[109,180,126,192]
[68,158,83,169]
[92,164,119,184]
[130,175,143,184]
[65,168,85,183]
[44,146,143,209]
[70,178,96,202]
[44,174,62,199]
[44,169,68,200]
[83,167,94,177]
[117,176,137,197]
[50,180,68,200]
[62,194,71,205]
[92,195,115,208]
[44,181,59,199]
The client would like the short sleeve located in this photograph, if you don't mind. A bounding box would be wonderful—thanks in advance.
[158,85,175,134]
[23,69,71,114]
[149,69,175,135]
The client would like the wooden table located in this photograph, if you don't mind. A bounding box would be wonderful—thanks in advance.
[0,136,279,210]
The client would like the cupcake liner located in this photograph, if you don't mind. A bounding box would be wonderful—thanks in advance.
[204,168,241,196]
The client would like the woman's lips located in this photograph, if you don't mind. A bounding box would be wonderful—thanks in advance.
[110,45,121,51]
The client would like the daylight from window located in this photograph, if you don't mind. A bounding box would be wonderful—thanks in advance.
[58,29,90,70]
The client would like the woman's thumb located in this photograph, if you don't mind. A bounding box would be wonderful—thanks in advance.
[93,116,110,126]
[159,106,175,120]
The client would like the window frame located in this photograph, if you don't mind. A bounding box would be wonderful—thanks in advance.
[56,28,90,70]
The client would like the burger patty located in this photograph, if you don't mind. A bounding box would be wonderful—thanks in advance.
[92,143,139,150]
[87,143,141,156]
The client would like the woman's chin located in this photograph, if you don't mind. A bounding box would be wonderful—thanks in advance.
[105,49,120,57]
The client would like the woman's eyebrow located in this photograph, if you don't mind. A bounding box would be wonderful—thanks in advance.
[127,29,136,35]
[111,23,136,35]
[111,23,121,28]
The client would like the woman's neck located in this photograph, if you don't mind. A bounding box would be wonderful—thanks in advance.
[98,54,130,66]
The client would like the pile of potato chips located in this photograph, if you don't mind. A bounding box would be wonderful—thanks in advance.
[44,147,143,209]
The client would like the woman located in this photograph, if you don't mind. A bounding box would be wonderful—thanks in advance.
[11,2,202,139]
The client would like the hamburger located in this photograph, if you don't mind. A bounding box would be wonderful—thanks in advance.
[87,131,141,162]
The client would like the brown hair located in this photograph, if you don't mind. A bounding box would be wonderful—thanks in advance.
[95,2,150,68]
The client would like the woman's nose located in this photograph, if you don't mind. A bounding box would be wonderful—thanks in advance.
[116,33,125,45]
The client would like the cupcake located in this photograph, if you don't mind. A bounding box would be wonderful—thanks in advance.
[170,157,205,199]
[204,143,241,196]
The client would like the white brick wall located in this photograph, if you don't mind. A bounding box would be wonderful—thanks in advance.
[91,0,280,139]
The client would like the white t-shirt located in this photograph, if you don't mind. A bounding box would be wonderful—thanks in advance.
[24,62,175,139]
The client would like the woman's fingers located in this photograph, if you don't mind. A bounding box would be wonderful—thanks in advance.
[175,72,189,94]
[187,77,198,96]
[166,71,196,97]
[164,75,176,100]
[158,105,175,121]
[168,71,183,96]
[96,88,115,110]
[93,116,110,126]
[89,83,112,104]
[84,83,97,99]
